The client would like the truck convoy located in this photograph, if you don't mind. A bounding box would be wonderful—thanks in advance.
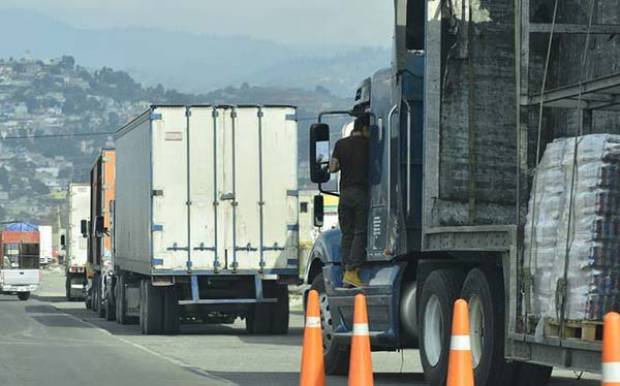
[84,105,299,334]
[303,1,620,386]
[0,223,40,300]
[63,183,90,300]
[85,149,116,320]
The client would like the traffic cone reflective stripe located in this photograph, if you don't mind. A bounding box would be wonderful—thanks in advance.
[446,299,474,386]
[299,290,325,386]
[602,312,620,386]
[450,335,471,351]
[353,323,369,336]
[348,294,374,386]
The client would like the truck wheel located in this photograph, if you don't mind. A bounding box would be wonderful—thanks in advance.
[17,292,30,301]
[104,280,116,321]
[266,282,289,334]
[310,274,349,375]
[104,299,115,321]
[116,274,129,325]
[511,362,552,386]
[65,277,73,301]
[461,268,514,386]
[140,279,164,335]
[419,269,464,386]
[93,275,105,318]
[162,286,179,334]
[88,276,97,311]
[246,303,271,334]
[84,286,92,309]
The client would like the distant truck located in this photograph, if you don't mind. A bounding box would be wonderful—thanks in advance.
[63,183,90,300]
[38,225,53,266]
[110,105,299,334]
[85,149,116,320]
[0,223,40,300]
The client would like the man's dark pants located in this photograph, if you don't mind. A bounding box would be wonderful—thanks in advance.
[338,186,368,271]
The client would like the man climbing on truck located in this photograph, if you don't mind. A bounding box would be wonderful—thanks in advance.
[328,114,370,287]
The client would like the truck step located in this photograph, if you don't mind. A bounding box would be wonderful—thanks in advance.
[544,318,604,342]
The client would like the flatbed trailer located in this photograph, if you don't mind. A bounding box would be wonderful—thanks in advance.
[303,1,620,385]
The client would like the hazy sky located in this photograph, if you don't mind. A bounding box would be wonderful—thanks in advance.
[0,0,394,47]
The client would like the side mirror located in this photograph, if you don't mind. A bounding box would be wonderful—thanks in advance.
[80,219,88,238]
[95,216,106,236]
[309,123,331,184]
[60,235,66,249]
[313,195,324,227]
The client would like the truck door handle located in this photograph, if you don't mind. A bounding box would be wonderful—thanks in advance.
[386,104,399,219]
[402,99,413,216]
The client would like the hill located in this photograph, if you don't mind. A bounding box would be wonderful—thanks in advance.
[0,56,352,223]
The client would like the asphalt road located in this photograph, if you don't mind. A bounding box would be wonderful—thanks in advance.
[0,268,601,386]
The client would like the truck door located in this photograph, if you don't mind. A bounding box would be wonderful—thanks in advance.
[367,69,407,260]
[151,106,189,271]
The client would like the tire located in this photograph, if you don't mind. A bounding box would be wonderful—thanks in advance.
[511,362,552,386]
[419,269,465,386]
[17,292,30,301]
[84,287,92,309]
[104,298,115,321]
[246,303,271,334]
[104,278,116,321]
[115,274,129,325]
[139,280,146,333]
[140,279,164,335]
[266,282,289,335]
[97,279,106,318]
[162,286,179,334]
[310,274,349,375]
[461,268,514,386]
[65,276,74,301]
[88,277,97,311]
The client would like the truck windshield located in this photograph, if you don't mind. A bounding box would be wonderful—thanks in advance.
[2,243,40,269]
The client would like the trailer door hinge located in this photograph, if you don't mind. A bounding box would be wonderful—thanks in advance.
[152,189,164,197]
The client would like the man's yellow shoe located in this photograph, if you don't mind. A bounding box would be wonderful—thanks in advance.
[343,269,364,288]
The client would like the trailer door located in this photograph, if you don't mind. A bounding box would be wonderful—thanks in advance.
[151,106,189,271]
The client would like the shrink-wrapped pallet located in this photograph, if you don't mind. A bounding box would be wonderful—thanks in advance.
[526,134,620,320]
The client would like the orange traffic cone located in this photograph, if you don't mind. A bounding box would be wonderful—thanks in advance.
[299,290,325,386]
[602,312,620,386]
[348,293,374,386]
[446,299,474,386]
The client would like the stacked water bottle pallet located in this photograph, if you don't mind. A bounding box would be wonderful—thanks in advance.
[525,134,620,322]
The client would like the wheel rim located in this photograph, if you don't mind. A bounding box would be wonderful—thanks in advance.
[424,294,443,367]
[318,291,334,354]
[469,295,484,368]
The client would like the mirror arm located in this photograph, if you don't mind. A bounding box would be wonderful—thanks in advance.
[319,183,339,197]
[318,110,353,123]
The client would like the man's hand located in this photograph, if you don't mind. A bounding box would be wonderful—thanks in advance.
[328,157,340,173]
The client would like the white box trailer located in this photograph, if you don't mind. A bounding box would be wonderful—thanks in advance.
[64,183,90,300]
[113,105,299,334]
[38,225,53,265]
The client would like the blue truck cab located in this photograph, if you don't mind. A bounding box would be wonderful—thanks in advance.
[302,0,610,385]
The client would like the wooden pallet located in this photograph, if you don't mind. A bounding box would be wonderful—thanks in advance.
[544,319,603,342]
